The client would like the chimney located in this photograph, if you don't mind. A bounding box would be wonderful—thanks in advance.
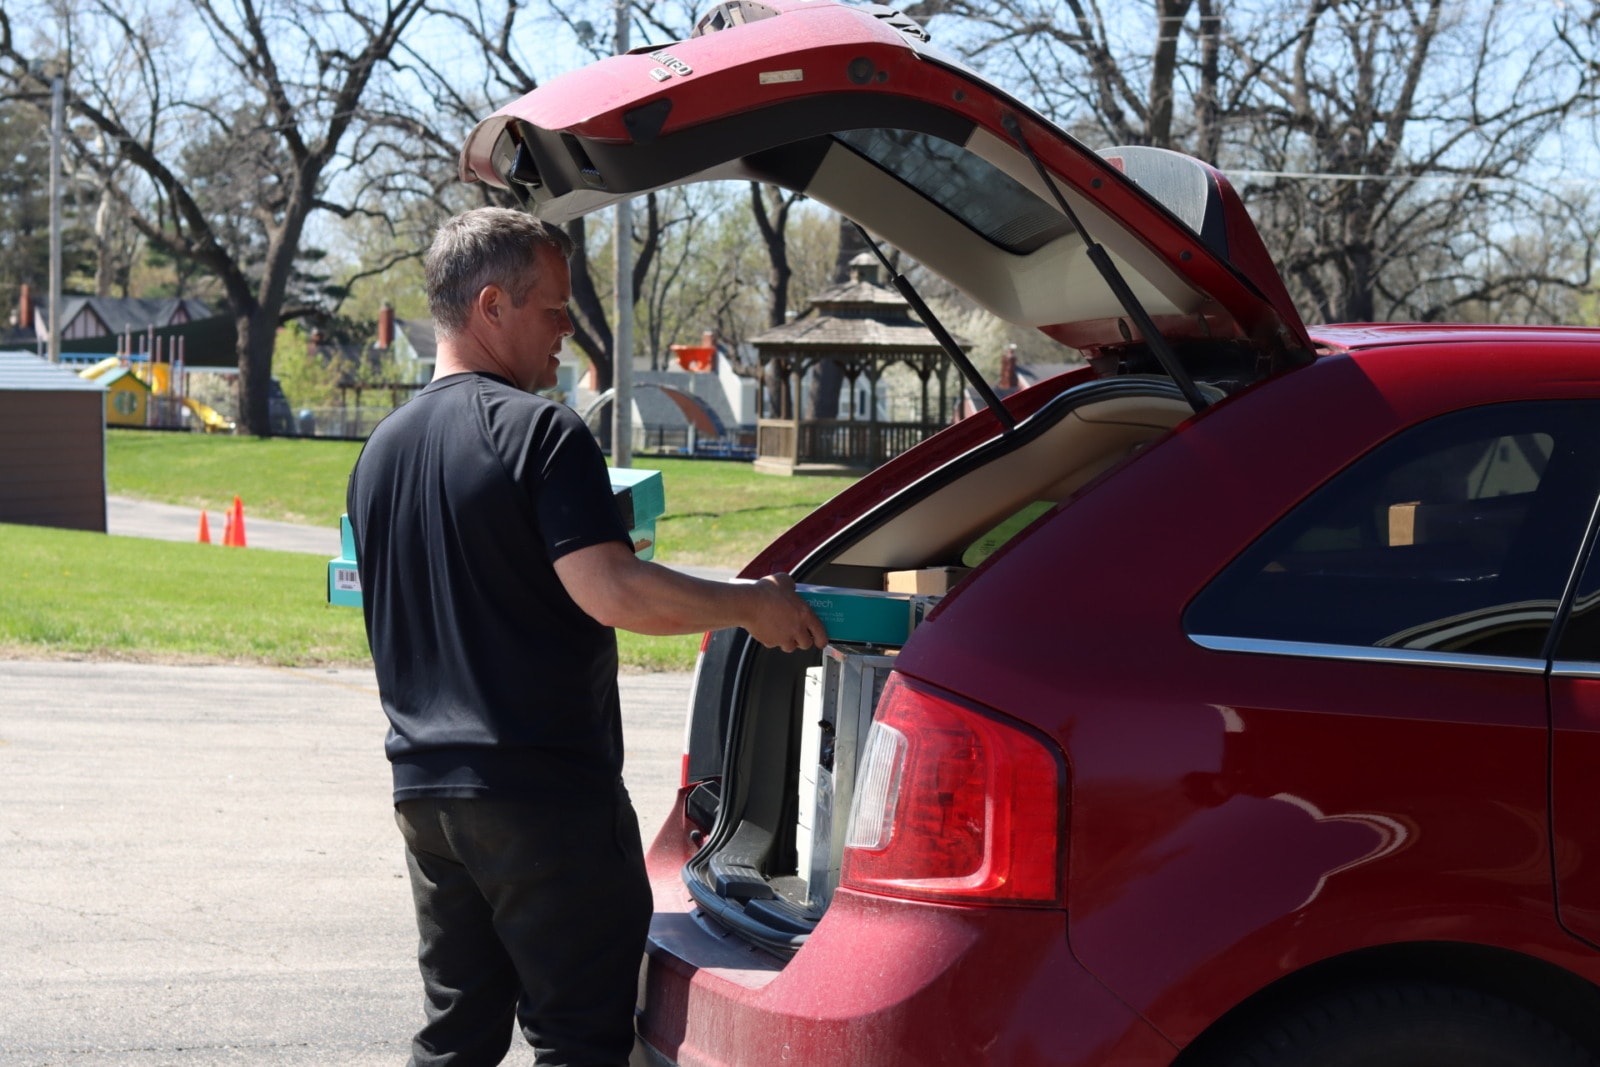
[18,282,31,330]
[377,302,394,349]
[999,345,1018,390]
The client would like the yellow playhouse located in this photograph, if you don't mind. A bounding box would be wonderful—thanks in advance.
[98,367,150,426]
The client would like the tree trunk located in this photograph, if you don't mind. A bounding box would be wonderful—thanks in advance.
[567,216,614,391]
[239,308,276,435]
[1148,0,1194,147]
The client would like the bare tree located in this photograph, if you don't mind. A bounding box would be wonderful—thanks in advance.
[932,0,1228,149]
[928,0,1596,326]
[0,0,428,434]
[1227,0,1596,323]
[373,0,688,391]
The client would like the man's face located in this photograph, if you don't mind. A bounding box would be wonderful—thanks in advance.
[507,245,575,393]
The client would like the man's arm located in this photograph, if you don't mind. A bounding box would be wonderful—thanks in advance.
[552,541,829,652]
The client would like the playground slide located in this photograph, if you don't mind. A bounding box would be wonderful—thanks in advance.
[182,397,235,433]
[77,356,122,380]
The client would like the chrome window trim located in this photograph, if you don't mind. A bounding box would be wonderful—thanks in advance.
[1551,661,1600,679]
[1189,633,1547,675]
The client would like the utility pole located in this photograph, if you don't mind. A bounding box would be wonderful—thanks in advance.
[47,68,64,365]
[611,0,634,468]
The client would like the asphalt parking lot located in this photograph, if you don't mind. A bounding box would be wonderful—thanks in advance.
[0,658,691,1066]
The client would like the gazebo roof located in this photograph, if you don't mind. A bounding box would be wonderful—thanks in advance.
[751,255,969,354]
[753,314,960,351]
[801,277,911,311]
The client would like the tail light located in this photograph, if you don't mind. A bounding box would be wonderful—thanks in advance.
[678,633,710,793]
[841,674,1064,905]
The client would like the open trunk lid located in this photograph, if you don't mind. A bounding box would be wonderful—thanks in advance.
[454,0,1316,954]
[458,0,1312,368]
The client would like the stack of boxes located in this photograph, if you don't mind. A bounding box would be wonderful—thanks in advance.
[797,643,899,909]
[793,564,969,906]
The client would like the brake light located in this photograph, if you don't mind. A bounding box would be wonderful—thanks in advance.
[841,675,1063,905]
[681,634,716,789]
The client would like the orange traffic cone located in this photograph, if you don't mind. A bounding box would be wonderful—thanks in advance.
[229,495,247,548]
[222,510,234,546]
[197,510,212,544]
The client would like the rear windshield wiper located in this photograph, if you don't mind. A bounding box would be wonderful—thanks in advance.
[851,220,1018,434]
[1001,114,1210,415]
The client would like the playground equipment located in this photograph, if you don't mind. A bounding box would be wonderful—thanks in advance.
[76,347,235,432]
[181,396,234,433]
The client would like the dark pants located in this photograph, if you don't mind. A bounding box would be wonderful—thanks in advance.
[394,793,653,1067]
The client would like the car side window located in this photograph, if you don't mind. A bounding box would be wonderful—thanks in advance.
[1554,527,1600,664]
[1186,401,1600,659]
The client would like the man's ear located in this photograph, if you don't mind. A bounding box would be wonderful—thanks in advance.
[475,284,506,326]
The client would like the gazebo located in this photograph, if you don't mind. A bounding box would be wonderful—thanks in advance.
[751,253,968,474]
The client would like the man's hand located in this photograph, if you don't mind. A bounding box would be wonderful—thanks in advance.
[742,574,828,652]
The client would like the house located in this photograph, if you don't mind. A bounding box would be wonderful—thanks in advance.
[391,315,438,384]
[955,346,1081,419]
[7,286,234,365]
[36,295,212,346]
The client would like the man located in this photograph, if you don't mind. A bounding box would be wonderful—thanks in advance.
[347,207,827,1067]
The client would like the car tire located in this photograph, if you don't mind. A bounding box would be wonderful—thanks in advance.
[1214,982,1596,1067]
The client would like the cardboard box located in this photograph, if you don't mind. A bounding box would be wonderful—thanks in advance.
[1387,501,1421,546]
[797,584,915,647]
[885,566,970,595]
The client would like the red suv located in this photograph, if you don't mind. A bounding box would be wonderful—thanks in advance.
[460,3,1600,1063]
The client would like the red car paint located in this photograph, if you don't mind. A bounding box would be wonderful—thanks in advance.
[622,335,1600,1066]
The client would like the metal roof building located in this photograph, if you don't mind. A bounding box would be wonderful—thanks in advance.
[0,350,107,532]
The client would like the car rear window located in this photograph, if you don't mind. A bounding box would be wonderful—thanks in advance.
[832,128,1074,255]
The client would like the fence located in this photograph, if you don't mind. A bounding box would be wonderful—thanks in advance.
[759,418,944,467]
[285,406,400,439]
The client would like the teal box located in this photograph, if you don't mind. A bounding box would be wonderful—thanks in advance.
[328,514,363,608]
[327,468,664,609]
[610,467,665,562]
[797,584,914,647]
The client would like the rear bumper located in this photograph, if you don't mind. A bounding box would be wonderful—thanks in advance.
[633,873,1175,1067]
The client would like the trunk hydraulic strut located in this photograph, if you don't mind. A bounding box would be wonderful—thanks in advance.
[1001,113,1210,415]
[851,221,1018,434]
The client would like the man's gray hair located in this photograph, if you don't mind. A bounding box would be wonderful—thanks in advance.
[425,207,576,337]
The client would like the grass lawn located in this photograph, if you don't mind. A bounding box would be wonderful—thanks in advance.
[0,523,762,673]
[106,430,857,569]
[0,430,862,671]
[0,523,370,666]
[107,429,363,528]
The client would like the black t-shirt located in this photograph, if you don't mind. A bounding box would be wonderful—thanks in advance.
[346,372,632,803]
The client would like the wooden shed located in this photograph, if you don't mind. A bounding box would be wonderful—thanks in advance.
[0,350,108,532]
